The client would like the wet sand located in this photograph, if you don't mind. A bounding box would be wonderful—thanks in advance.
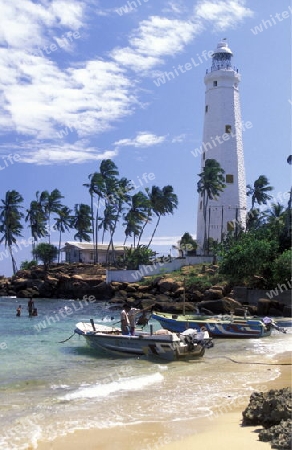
[36,353,291,450]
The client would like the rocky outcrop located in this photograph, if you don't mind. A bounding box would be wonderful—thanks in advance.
[1,265,291,318]
[242,388,291,449]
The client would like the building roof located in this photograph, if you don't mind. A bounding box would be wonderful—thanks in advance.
[61,241,126,251]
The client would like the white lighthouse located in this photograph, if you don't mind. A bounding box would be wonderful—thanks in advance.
[196,40,247,253]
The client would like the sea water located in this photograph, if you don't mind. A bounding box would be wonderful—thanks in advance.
[0,297,291,450]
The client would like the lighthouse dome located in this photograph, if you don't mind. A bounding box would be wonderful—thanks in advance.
[212,41,233,56]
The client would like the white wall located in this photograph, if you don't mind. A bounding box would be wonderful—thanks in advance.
[106,256,214,283]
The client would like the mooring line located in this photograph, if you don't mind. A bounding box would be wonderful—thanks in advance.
[58,333,75,344]
[222,356,291,366]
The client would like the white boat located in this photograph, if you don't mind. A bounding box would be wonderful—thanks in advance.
[74,321,213,361]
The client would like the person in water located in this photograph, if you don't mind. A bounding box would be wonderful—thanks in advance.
[16,305,22,317]
[120,304,130,335]
[28,297,34,316]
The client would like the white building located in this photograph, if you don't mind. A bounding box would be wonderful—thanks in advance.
[196,40,247,253]
[61,242,126,264]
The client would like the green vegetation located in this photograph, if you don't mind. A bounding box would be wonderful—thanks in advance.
[32,243,58,269]
[0,159,179,272]
[197,159,226,254]
[122,245,156,270]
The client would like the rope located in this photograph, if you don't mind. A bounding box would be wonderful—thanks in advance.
[58,333,75,343]
[222,356,292,366]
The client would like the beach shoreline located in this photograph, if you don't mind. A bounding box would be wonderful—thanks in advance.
[36,352,291,450]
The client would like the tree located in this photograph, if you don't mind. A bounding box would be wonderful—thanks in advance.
[179,232,197,256]
[272,249,292,285]
[246,175,273,209]
[71,204,92,242]
[38,189,64,242]
[54,206,72,262]
[122,245,155,270]
[124,191,150,247]
[97,160,120,263]
[219,232,278,286]
[106,177,133,264]
[197,159,226,253]
[32,243,58,270]
[246,208,264,231]
[0,190,24,274]
[25,196,47,252]
[83,171,105,262]
[146,185,178,248]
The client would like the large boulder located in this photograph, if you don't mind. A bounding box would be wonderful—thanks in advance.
[198,297,242,314]
[242,388,291,427]
[242,388,292,449]
[157,278,179,293]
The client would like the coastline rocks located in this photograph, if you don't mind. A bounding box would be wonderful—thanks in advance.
[242,388,291,449]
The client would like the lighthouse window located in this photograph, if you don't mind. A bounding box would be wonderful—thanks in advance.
[205,105,208,113]
[226,174,234,183]
[225,125,232,133]
[200,201,202,210]
[203,152,205,160]
[213,81,217,87]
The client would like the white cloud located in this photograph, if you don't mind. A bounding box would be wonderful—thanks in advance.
[194,0,253,30]
[171,134,187,144]
[111,16,201,73]
[2,140,118,165]
[0,49,136,139]
[115,132,166,148]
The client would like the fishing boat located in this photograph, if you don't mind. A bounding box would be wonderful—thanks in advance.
[74,320,213,361]
[151,312,276,338]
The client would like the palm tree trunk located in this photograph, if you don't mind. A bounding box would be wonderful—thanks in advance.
[147,215,160,248]
[95,206,99,264]
[91,194,95,263]
[9,246,17,275]
[58,229,61,263]
[137,218,149,246]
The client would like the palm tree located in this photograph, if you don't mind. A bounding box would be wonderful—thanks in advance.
[197,159,226,253]
[39,189,64,242]
[54,206,72,262]
[25,198,47,253]
[246,175,273,209]
[83,172,105,263]
[106,177,133,263]
[71,204,92,242]
[0,190,24,274]
[146,185,178,248]
[246,208,264,231]
[124,191,150,247]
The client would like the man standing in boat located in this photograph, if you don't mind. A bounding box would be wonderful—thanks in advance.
[120,304,130,335]
[128,306,141,336]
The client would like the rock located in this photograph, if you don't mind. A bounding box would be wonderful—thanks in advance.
[138,285,151,292]
[257,298,271,316]
[242,388,291,427]
[198,297,242,314]
[283,305,291,317]
[157,278,177,293]
[203,288,224,300]
[242,388,292,449]
[259,420,291,449]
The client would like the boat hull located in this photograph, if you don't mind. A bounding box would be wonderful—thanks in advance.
[151,313,272,338]
[74,323,209,361]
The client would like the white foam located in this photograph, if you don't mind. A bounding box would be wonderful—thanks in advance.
[60,372,164,401]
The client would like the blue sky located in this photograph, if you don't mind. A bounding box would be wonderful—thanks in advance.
[0,0,291,276]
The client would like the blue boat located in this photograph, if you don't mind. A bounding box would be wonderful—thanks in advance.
[151,312,273,338]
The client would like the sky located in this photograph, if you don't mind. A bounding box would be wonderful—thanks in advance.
[0,0,291,276]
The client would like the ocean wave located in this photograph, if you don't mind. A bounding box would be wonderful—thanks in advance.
[60,372,164,401]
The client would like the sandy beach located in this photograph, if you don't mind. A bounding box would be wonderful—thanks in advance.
[36,352,291,450]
